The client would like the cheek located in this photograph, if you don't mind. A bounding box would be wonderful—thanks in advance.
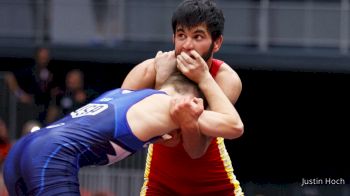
[194,43,211,55]
[175,40,211,56]
[174,46,181,56]
[174,40,181,50]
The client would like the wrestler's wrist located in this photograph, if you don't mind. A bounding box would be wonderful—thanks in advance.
[198,74,214,89]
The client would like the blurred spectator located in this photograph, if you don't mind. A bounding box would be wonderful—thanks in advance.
[0,118,11,165]
[4,47,58,124]
[0,118,11,196]
[46,69,98,124]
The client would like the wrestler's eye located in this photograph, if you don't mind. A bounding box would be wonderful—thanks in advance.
[176,33,186,40]
[194,35,203,41]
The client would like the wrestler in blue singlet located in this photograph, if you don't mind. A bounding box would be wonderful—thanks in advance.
[3,88,164,196]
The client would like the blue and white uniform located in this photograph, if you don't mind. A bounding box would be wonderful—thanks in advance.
[3,88,165,196]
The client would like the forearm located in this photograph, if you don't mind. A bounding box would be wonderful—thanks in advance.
[198,110,243,139]
[181,122,212,159]
[199,75,235,116]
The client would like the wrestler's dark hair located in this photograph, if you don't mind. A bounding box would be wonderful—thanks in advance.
[171,0,225,41]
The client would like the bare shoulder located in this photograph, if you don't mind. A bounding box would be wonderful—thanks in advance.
[137,58,156,71]
[218,63,241,83]
[135,93,171,114]
[146,92,170,103]
[215,62,242,103]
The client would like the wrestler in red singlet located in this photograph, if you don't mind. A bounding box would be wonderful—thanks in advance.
[141,59,243,196]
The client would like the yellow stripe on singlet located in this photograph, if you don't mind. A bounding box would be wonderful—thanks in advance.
[140,144,153,196]
[216,137,244,196]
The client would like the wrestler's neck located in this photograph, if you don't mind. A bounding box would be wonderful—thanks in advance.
[207,58,213,70]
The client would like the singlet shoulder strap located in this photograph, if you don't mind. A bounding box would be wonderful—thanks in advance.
[210,59,224,78]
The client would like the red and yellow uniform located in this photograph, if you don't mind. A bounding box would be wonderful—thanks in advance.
[141,59,244,196]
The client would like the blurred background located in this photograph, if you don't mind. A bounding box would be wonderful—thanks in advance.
[0,0,350,195]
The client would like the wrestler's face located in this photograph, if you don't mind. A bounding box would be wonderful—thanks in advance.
[173,24,222,63]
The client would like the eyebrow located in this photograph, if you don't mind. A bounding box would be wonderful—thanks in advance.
[193,29,206,35]
[176,28,185,33]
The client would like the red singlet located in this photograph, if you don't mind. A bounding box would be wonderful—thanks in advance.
[141,59,243,196]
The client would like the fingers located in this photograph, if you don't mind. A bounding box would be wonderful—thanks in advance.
[176,50,209,75]
[180,50,203,66]
[172,97,192,109]
[191,97,204,113]
[177,57,189,73]
[177,52,197,74]
[179,97,203,113]
[170,97,203,124]
[156,51,171,60]
[156,50,163,58]
[169,50,175,57]
[189,50,202,61]
[179,52,195,64]
[192,97,204,106]
[189,50,208,70]
[156,50,176,59]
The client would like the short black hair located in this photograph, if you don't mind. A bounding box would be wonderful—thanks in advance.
[171,0,225,41]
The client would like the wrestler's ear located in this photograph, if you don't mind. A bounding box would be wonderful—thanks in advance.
[213,35,223,53]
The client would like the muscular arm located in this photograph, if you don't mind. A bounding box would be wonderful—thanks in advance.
[178,71,243,158]
[170,71,243,157]
[121,59,156,89]
[215,63,242,105]
[204,64,243,137]
[122,51,177,90]
[176,51,243,158]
